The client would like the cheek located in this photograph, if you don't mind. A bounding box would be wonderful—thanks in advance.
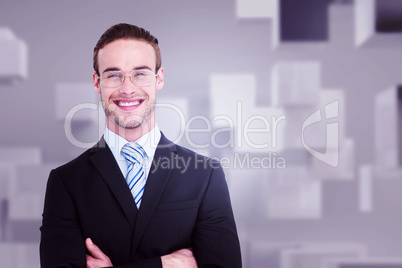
[147,89,156,98]
[101,89,114,100]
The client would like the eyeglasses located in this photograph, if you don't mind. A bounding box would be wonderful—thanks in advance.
[98,69,157,88]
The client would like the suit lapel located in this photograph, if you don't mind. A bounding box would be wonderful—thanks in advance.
[90,137,138,230]
[131,132,176,252]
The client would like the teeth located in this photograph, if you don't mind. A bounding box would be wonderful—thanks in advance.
[118,100,141,106]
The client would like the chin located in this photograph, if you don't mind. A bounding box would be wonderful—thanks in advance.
[117,119,142,129]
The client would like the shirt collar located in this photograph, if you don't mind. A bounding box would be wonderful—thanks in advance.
[104,124,161,162]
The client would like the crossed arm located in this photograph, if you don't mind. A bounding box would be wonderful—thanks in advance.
[86,238,196,268]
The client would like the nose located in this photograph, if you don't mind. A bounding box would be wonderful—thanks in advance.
[119,74,136,95]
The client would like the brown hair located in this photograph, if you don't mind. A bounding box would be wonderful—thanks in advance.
[93,23,161,75]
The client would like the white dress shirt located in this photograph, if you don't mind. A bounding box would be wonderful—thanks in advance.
[104,124,161,179]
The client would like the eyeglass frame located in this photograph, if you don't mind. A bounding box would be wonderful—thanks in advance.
[97,69,158,88]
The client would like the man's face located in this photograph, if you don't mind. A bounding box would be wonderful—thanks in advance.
[93,39,164,131]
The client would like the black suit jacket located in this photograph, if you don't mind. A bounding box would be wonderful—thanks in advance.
[40,132,241,267]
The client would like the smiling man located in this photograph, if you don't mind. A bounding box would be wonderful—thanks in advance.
[40,23,242,268]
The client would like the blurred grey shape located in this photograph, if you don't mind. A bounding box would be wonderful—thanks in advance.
[236,0,278,19]
[321,179,359,217]
[237,0,338,47]
[226,163,272,221]
[0,242,39,267]
[358,164,373,213]
[325,258,402,268]
[329,1,355,44]
[9,163,60,221]
[375,0,402,32]
[374,85,402,168]
[0,27,27,84]
[313,89,346,150]
[280,0,332,42]
[155,97,189,145]
[271,61,321,107]
[209,73,286,153]
[280,243,367,268]
[266,166,322,219]
[247,241,303,268]
[333,0,354,3]
[0,164,14,242]
[0,199,8,241]
[232,106,286,153]
[210,73,257,123]
[355,0,402,47]
[55,83,98,122]
[7,219,40,242]
[0,0,402,265]
[371,167,402,213]
[0,147,41,165]
[311,139,355,180]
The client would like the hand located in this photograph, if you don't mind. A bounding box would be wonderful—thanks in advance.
[161,248,197,268]
[86,238,113,268]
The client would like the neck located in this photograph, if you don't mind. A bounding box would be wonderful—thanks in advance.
[107,118,155,142]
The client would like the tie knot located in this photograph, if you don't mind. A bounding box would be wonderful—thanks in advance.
[121,142,147,166]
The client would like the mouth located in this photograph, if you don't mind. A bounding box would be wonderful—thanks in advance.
[113,99,145,109]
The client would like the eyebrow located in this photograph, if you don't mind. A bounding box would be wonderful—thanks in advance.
[102,67,120,73]
[134,65,153,71]
[102,65,153,74]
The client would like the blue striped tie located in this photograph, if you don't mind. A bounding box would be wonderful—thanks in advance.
[121,142,148,209]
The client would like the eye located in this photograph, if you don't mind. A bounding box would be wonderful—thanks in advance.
[105,72,121,79]
[134,71,147,77]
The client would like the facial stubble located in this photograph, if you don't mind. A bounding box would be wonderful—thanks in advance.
[101,95,156,130]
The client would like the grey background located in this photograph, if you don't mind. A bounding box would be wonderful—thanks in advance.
[1,0,402,267]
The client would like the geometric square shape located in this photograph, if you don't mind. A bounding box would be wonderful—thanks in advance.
[210,74,287,152]
[271,61,321,107]
[236,0,278,19]
[311,139,354,180]
[0,242,40,267]
[0,147,41,165]
[280,0,331,42]
[267,166,322,219]
[55,83,98,121]
[0,164,16,199]
[248,241,302,268]
[225,165,271,220]
[302,89,346,152]
[8,193,43,220]
[155,97,189,145]
[234,106,286,153]
[281,243,367,268]
[210,73,256,122]
[325,258,402,268]
[355,0,402,47]
[376,0,402,32]
[0,28,28,83]
[375,86,401,168]
[283,107,316,150]
[358,165,373,213]
[8,163,62,220]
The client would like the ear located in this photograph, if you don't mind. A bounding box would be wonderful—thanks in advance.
[155,67,164,91]
[93,72,101,94]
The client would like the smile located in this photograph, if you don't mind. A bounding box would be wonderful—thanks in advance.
[114,99,144,107]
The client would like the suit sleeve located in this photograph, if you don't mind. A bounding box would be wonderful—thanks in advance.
[191,161,242,268]
[40,169,86,268]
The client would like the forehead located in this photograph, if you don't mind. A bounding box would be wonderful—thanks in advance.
[97,38,156,71]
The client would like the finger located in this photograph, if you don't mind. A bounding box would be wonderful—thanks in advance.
[86,254,94,268]
[179,248,193,256]
[85,238,106,260]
